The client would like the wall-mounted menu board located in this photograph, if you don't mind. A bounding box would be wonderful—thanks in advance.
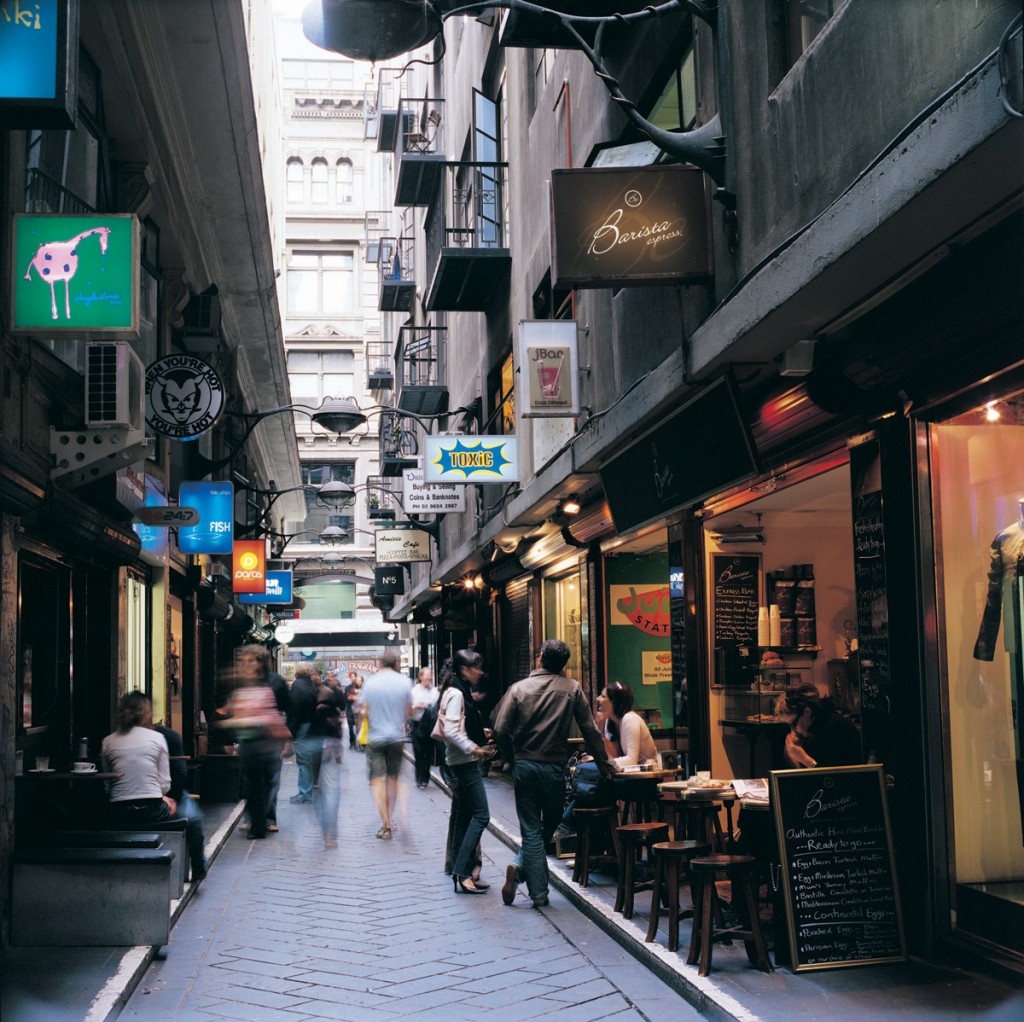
[712,553,760,649]
[770,764,905,971]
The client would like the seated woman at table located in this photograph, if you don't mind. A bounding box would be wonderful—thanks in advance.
[597,681,658,770]
[774,683,862,768]
[101,691,175,826]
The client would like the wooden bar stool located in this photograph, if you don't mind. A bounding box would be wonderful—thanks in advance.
[678,798,729,852]
[687,854,773,977]
[572,806,619,887]
[645,839,711,951]
[614,821,669,918]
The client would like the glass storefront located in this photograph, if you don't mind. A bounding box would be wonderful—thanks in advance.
[932,389,1024,953]
[544,566,583,679]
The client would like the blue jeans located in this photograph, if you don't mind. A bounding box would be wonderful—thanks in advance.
[512,760,565,901]
[449,761,490,879]
[318,738,343,842]
[294,724,323,800]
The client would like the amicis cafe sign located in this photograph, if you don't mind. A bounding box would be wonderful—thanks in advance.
[424,436,519,483]
[550,165,710,289]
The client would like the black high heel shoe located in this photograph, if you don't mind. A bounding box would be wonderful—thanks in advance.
[453,876,487,895]
[470,876,490,890]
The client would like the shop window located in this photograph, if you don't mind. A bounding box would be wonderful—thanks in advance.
[294,462,355,542]
[787,0,835,63]
[336,158,354,204]
[544,569,584,681]
[931,388,1024,951]
[489,349,515,437]
[286,157,304,204]
[288,349,355,403]
[311,158,329,204]
[649,43,697,134]
[126,574,149,693]
[18,556,70,733]
[286,249,356,315]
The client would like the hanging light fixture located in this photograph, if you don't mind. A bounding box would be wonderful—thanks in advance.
[319,525,349,545]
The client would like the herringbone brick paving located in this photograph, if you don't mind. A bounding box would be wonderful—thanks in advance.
[120,754,700,1022]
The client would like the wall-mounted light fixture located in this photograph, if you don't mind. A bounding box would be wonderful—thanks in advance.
[559,495,581,516]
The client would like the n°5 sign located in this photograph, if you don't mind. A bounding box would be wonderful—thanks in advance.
[374,567,405,596]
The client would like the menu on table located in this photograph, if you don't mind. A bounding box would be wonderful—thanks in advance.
[770,764,905,971]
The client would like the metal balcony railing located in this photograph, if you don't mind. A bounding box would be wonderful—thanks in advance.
[374,68,411,152]
[395,97,445,158]
[364,211,391,264]
[397,325,444,390]
[378,408,420,476]
[424,162,511,311]
[378,234,416,313]
[25,168,95,214]
[425,161,508,266]
[365,336,394,392]
[366,475,400,520]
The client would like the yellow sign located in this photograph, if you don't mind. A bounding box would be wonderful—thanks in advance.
[641,649,673,686]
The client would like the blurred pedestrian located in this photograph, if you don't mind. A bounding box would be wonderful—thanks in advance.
[288,665,323,803]
[439,649,495,895]
[251,646,288,832]
[344,672,363,750]
[220,647,290,839]
[493,639,612,908]
[359,649,412,839]
[316,669,347,848]
[102,691,174,827]
[410,666,439,789]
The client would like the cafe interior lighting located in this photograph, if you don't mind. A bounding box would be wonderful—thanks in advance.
[560,496,581,516]
[712,514,766,545]
[984,401,1001,422]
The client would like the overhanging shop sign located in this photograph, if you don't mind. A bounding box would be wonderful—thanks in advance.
[145,354,225,440]
[550,165,710,289]
[423,436,519,483]
[0,0,77,129]
[402,469,466,514]
[375,523,432,564]
[517,320,579,418]
[11,213,140,334]
[239,570,293,605]
[232,540,266,595]
[177,481,233,555]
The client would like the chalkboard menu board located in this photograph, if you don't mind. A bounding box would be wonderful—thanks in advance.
[852,490,890,715]
[712,553,760,648]
[770,764,905,971]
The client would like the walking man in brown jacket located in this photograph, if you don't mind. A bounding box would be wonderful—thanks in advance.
[492,639,612,908]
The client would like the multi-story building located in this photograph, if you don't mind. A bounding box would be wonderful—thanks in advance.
[0,0,300,939]
[269,9,401,673]
[314,0,1023,969]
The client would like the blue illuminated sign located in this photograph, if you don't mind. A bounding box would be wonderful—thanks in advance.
[177,481,233,554]
[238,570,294,605]
[133,475,168,567]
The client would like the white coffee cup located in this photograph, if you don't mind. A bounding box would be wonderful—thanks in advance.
[73,761,96,773]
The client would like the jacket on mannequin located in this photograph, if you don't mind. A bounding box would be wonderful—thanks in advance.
[973,498,1024,662]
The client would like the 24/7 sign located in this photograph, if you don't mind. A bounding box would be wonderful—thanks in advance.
[133,506,200,527]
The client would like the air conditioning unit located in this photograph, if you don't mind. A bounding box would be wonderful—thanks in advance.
[85,342,145,430]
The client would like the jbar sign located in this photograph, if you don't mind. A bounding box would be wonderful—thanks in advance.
[517,320,579,418]
[550,165,711,289]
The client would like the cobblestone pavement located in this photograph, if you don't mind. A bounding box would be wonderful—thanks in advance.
[121,754,703,1022]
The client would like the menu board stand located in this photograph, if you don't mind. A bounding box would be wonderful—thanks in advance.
[770,764,905,971]
[712,553,761,684]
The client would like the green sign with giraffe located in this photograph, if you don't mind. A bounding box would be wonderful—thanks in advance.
[11,214,140,335]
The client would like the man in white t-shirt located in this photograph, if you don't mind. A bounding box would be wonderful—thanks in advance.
[359,649,412,839]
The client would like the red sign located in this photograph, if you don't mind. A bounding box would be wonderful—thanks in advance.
[232,540,266,594]
[616,585,670,635]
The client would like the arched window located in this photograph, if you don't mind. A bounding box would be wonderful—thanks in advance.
[311,157,329,204]
[336,158,354,204]
[286,157,304,204]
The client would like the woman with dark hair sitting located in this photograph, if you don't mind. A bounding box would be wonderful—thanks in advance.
[102,691,174,826]
[438,648,496,894]
[597,681,658,770]
[774,683,862,768]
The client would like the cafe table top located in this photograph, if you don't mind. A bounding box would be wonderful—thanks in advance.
[18,771,120,781]
[612,768,682,781]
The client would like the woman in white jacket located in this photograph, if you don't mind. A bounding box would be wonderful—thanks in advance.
[439,649,494,894]
[597,681,658,769]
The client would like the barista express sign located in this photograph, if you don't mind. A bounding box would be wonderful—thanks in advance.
[550,165,710,289]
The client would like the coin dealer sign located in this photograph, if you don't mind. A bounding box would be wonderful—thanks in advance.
[403,469,466,514]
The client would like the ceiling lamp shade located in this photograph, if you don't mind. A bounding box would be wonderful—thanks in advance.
[317,479,355,507]
[320,525,349,545]
[310,396,368,433]
[302,0,442,62]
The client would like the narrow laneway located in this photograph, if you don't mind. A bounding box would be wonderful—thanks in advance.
[120,755,702,1021]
